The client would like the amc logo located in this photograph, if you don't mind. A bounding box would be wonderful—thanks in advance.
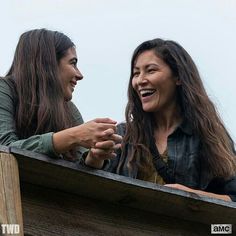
[211,224,232,234]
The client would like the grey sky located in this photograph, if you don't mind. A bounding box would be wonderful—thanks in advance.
[1,0,235,140]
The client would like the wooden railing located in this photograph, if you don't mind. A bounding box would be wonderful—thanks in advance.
[0,145,235,235]
[0,146,24,236]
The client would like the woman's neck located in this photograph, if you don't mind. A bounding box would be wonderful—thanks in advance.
[154,105,182,133]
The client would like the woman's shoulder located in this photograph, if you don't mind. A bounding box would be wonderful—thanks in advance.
[67,100,78,111]
[0,77,9,87]
[0,76,16,97]
[0,75,15,86]
[67,101,84,125]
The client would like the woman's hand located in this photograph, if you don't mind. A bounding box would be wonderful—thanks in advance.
[52,118,121,154]
[164,183,232,202]
[73,118,119,148]
[85,138,122,169]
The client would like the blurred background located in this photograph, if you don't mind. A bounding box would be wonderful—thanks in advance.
[1,0,235,140]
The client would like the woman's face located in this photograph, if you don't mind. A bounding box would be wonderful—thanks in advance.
[132,50,180,113]
[58,47,83,101]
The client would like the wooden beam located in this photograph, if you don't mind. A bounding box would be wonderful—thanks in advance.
[10,147,236,226]
[0,152,24,235]
[21,182,209,236]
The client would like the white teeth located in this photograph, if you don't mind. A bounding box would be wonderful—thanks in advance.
[140,89,156,96]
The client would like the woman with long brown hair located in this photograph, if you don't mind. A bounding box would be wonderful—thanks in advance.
[85,38,236,201]
[0,28,121,160]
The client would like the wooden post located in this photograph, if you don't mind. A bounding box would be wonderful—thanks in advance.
[0,152,24,235]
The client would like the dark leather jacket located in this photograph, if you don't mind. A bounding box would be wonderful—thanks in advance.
[105,122,236,201]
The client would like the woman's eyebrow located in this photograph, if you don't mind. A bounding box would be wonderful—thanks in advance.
[146,63,159,67]
[134,63,159,70]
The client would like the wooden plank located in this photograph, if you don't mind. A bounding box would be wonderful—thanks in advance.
[21,182,209,236]
[0,153,24,235]
[10,147,236,227]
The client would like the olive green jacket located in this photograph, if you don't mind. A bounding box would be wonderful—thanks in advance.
[0,78,86,159]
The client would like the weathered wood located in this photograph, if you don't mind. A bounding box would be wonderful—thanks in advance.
[21,182,209,236]
[0,152,24,235]
[10,148,236,226]
[0,146,233,235]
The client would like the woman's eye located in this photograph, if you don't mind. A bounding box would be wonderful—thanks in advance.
[71,61,77,67]
[148,69,155,73]
[133,72,139,77]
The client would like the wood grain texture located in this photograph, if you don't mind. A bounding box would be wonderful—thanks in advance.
[3,147,236,235]
[0,153,24,235]
[21,183,209,236]
[11,148,236,224]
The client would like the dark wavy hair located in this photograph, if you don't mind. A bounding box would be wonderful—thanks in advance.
[5,28,76,158]
[118,38,236,179]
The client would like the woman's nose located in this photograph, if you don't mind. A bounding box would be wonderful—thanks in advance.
[137,74,147,85]
[75,68,83,81]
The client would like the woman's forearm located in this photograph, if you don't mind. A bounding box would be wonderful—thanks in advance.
[165,184,232,202]
[191,189,232,201]
[52,118,119,154]
[52,128,78,154]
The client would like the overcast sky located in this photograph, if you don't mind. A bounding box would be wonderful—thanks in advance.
[1,0,235,141]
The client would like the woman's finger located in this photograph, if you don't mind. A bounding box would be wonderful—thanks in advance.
[95,140,115,149]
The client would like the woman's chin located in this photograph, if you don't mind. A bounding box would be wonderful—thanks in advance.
[64,93,72,101]
[142,107,156,113]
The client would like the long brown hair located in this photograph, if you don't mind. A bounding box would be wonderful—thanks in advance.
[119,38,236,179]
[5,29,76,158]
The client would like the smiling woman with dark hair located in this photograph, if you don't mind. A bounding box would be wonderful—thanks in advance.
[0,28,121,161]
[85,38,236,202]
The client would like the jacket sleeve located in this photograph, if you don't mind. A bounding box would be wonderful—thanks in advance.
[0,79,87,158]
[205,176,236,202]
[224,176,236,202]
